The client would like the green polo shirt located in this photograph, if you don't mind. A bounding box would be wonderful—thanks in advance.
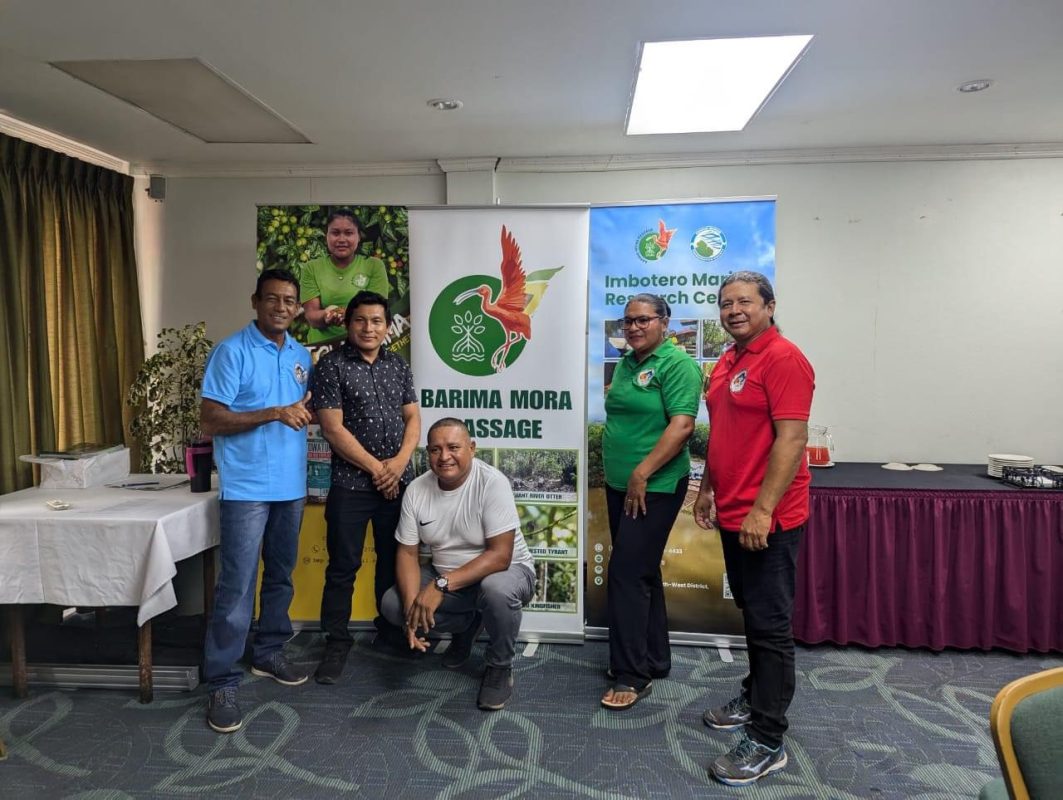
[299,254,390,343]
[603,339,702,493]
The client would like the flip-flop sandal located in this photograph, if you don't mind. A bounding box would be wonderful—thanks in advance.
[601,682,653,710]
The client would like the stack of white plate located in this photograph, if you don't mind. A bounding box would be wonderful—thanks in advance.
[987,453,1034,477]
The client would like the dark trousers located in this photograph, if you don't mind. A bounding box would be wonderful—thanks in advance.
[605,479,687,690]
[319,485,402,648]
[720,523,804,749]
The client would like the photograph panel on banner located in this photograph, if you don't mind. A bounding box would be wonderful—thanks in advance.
[255,203,411,623]
[587,199,776,639]
[409,208,589,639]
[256,204,411,358]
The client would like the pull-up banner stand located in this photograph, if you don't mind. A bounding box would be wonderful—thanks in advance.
[409,207,590,642]
[586,199,777,645]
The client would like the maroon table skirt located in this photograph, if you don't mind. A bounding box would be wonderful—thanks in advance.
[795,480,1063,653]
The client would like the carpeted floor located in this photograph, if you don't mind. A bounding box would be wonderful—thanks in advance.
[2,632,1059,799]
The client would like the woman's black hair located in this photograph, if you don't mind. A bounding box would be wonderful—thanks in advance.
[325,208,364,234]
[627,293,671,319]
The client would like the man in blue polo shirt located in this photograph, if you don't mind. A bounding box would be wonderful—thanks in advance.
[199,268,313,734]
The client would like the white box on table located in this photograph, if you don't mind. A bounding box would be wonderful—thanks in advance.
[21,447,132,489]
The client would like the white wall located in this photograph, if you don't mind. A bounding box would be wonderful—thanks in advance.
[147,159,1063,463]
[132,175,165,347]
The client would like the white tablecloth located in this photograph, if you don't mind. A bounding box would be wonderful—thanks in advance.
[0,476,220,625]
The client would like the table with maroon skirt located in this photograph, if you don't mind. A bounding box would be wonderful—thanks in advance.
[795,463,1063,653]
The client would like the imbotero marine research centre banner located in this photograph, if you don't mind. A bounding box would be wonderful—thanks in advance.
[409,208,589,639]
[587,199,777,639]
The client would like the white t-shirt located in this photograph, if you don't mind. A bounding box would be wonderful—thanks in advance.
[396,459,535,575]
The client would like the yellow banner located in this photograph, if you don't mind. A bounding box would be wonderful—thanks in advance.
[258,503,381,624]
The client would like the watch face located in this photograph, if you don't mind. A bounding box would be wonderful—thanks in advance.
[435,577,448,590]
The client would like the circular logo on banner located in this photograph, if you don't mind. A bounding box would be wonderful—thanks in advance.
[691,226,727,261]
[635,219,677,262]
[428,226,563,376]
[429,275,528,376]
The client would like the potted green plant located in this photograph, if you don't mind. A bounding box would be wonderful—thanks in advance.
[127,323,214,473]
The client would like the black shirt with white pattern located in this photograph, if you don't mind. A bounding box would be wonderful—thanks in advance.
[311,342,418,492]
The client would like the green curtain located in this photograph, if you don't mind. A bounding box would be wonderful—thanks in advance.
[0,132,144,494]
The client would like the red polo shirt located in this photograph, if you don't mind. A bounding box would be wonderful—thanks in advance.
[705,325,815,531]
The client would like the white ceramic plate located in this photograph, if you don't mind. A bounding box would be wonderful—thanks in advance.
[881,462,913,471]
[911,463,943,471]
[809,461,835,468]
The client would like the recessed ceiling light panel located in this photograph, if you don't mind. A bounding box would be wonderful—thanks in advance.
[957,79,994,93]
[626,35,813,135]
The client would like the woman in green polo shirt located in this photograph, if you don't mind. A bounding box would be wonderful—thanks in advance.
[300,209,390,344]
[600,293,702,711]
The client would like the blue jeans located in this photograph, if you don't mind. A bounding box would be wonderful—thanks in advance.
[203,498,305,690]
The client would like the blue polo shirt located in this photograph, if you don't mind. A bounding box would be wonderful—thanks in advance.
[201,321,312,501]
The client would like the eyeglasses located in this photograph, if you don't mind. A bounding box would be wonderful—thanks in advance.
[621,315,662,329]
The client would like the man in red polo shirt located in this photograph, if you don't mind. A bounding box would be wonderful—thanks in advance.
[694,271,815,787]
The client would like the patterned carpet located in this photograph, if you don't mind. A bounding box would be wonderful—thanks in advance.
[2,631,1060,799]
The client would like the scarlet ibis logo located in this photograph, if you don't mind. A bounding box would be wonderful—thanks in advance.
[429,226,563,376]
[635,219,677,262]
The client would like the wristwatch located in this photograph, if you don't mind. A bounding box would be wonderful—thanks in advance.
[434,575,450,593]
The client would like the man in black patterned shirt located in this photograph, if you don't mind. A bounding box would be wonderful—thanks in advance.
[311,291,421,684]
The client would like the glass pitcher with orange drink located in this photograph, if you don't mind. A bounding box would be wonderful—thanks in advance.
[806,424,834,467]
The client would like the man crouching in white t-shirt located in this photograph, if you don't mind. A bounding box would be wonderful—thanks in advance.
[380,417,536,710]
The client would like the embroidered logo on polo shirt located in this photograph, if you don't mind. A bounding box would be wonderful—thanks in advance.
[636,369,655,387]
[730,369,748,394]
[294,363,308,384]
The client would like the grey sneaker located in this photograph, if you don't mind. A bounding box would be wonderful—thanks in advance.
[477,665,513,710]
[442,614,483,670]
[703,695,751,730]
[710,734,788,786]
[251,651,308,686]
[207,687,242,733]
